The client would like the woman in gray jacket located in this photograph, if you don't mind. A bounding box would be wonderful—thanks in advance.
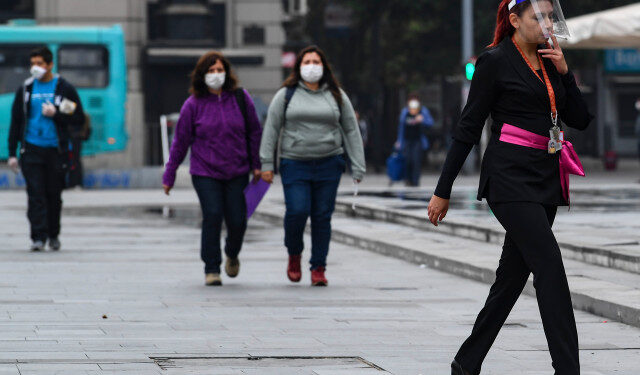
[260,45,365,286]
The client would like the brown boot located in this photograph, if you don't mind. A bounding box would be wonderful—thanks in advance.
[225,257,240,278]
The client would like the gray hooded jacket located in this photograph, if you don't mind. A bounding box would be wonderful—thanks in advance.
[259,82,366,180]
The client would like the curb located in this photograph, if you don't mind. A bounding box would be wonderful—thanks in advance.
[332,200,640,275]
[253,207,640,328]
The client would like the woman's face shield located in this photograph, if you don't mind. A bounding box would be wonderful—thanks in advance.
[511,0,570,45]
[529,0,570,41]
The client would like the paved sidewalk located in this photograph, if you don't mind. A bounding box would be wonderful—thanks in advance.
[0,191,639,374]
[333,189,640,274]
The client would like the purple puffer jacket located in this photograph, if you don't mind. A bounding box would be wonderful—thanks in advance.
[162,89,262,186]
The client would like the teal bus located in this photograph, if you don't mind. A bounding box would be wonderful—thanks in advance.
[0,22,127,159]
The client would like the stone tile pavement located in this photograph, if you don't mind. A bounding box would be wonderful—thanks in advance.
[0,190,639,374]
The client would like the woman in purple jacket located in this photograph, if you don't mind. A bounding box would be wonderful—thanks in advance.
[162,51,262,286]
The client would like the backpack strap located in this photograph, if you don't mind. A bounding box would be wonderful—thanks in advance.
[284,85,297,114]
[274,86,297,174]
[234,87,252,170]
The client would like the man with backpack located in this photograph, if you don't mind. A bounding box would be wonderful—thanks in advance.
[67,113,91,188]
[7,47,85,251]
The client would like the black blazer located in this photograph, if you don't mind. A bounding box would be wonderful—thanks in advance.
[455,37,594,205]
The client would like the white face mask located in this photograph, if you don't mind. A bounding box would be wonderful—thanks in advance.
[205,72,226,90]
[408,100,420,110]
[30,65,47,80]
[300,64,323,83]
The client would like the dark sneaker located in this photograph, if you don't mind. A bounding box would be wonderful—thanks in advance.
[49,238,61,251]
[205,273,222,286]
[30,240,45,252]
[225,257,240,278]
[287,255,302,282]
[311,266,327,286]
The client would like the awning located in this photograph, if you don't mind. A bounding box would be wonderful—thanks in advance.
[560,3,640,49]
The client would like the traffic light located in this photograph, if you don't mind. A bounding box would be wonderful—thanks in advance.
[465,57,477,81]
[465,60,475,81]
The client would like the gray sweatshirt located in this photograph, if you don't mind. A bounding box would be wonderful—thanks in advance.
[259,82,366,180]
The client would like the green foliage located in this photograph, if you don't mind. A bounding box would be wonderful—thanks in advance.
[306,0,638,89]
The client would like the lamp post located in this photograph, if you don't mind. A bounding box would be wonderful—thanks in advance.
[461,0,477,173]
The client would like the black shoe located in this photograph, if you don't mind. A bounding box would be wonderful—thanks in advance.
[30,240,45,252]
[451,360,472,375]
[49,238,61,251]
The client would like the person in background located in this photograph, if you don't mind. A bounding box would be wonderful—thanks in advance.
[259,45,365,286]
[355,110,369,147]
[7,46,84,252]
[355,110,370,164]
[162,51,262,287]
[395,94,434,186]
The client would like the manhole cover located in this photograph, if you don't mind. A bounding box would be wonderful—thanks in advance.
[152,356,390,374]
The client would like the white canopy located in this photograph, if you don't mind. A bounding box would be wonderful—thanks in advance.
[560,2,640,49]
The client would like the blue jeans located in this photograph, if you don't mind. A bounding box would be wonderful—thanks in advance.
[280,155,344,270]
[192,174,248,274]
[403,139,423,186]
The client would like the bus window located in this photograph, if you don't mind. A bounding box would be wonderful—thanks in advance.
[0,44,42,95]
[58,45,109,88]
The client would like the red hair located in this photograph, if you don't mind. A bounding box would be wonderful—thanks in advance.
[489,0,514,47]
[488,0,539,47]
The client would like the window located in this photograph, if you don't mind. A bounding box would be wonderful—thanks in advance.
[0,44,41,95]
[282,0,306,15]
[616,91,640,138]
[58,45,109,88]
[147,1,225,46]
[243,25,265,46]
[0,0,34,24]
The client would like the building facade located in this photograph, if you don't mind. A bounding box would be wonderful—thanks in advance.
[34,0,287,167]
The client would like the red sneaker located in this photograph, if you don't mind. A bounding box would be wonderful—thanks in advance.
[311,267,328,286]
[287,255,302,282]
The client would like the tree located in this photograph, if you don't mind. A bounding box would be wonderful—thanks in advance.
[302,0,637,166]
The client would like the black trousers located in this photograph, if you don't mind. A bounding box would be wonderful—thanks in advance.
[402,139,423,186]
[455,201,579,375]
[192,174,248,274]
[20,144,66,242]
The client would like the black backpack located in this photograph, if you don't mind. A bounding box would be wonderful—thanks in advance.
[273,86,298,174]
[233,88,255,170]
[234,86,301,174]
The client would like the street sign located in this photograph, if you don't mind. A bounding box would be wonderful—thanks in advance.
[605,49,640,73]
[324,3,352,29]
[281,51,296,68]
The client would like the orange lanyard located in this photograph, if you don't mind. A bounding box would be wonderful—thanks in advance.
[511,35,558,126]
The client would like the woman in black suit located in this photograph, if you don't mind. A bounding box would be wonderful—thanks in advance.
[428,0,593,374]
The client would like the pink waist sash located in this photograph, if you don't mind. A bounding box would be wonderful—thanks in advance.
[499,123,585,203]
